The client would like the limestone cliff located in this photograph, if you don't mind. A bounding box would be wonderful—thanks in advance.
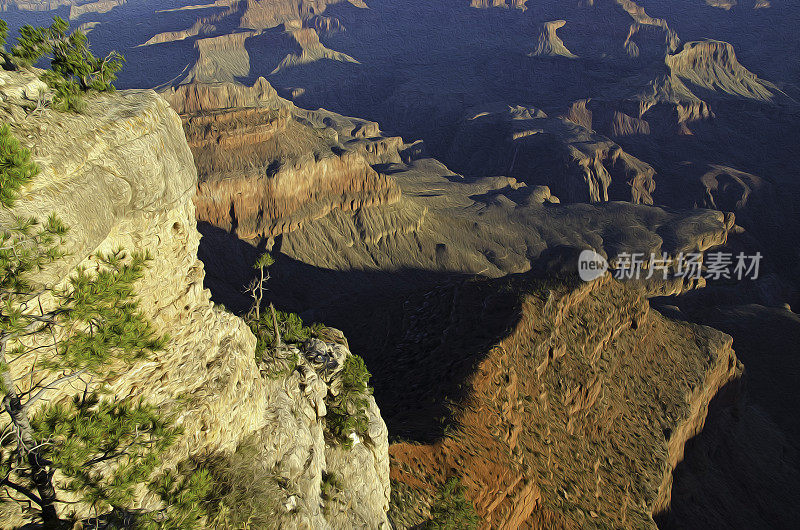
[0,68,389,528]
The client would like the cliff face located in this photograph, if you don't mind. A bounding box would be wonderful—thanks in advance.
[665,40,783,102]
[163,79,407,243]
[530,21,578,59]
[159,79,732,326]
[0,68,389,528]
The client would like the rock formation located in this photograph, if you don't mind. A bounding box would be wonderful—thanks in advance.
[2,0,798,525]
[383,272,742,528]
[529,20,577,59]
[665,40,785,102]
[448,104,657,204]
[238,0,361,31]
[470,0,528,9]
[0,0,74,11]
[706,0,737,10]
[180,32,257,84]
[0,68,390,529]
[141,20,214,47]
[68,0,124,19]
[162,79,405,243]
[271,26,359,74]
[624,22,680,60]
[159,79,731,317]
[160,76,282,113]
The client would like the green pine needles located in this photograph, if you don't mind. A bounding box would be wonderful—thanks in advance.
[325,354,372,449]
[0,126,201,527]
[143,466,214,530]
[0,124,39,209]
[30,392,181,514]
[0,16,125,112]
[245,252,323,370]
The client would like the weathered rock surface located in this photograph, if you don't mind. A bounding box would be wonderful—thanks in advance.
[387,273,742,528]
[529,20,577,59]
[0,0,74,11]
[160,79,730,322]
[448,104,657,204]
[271,26,359,74]
[181,31,257,85]
[160,76,282,114]
[164,79,405,241]
[665,40,786,102]
[238,0,360,30]
[470,0,528,9]
[68,0,124,19]
[0,68,390,528]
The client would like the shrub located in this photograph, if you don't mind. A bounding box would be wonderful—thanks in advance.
[7,19,56,67]
[244,251,323,367]
[321,471,342,502]
[0,124,38,208]
[43,72,85,112]
[248,311,317,358]
[321,471,343,515]
[247,305,325,373]
[325,354,372,449]
[424,478,479,530]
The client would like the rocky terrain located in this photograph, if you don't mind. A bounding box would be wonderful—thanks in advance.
[0,69,389,529]
[158,78,733,315]
[387,273,743,528]
[0,0,125,16]
[2,0,800,527]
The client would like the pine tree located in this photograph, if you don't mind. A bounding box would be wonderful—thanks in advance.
[1,16,124,112]
[0,124,190,527]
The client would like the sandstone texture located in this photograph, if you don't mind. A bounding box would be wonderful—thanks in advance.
[0,68,389,528]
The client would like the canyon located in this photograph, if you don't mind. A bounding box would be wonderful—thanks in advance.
[1,0,799,527]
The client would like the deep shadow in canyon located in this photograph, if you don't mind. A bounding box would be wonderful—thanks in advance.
[198,221,524,444]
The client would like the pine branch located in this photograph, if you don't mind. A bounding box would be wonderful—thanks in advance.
[1,478,42,505]
[24,369,88,409]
